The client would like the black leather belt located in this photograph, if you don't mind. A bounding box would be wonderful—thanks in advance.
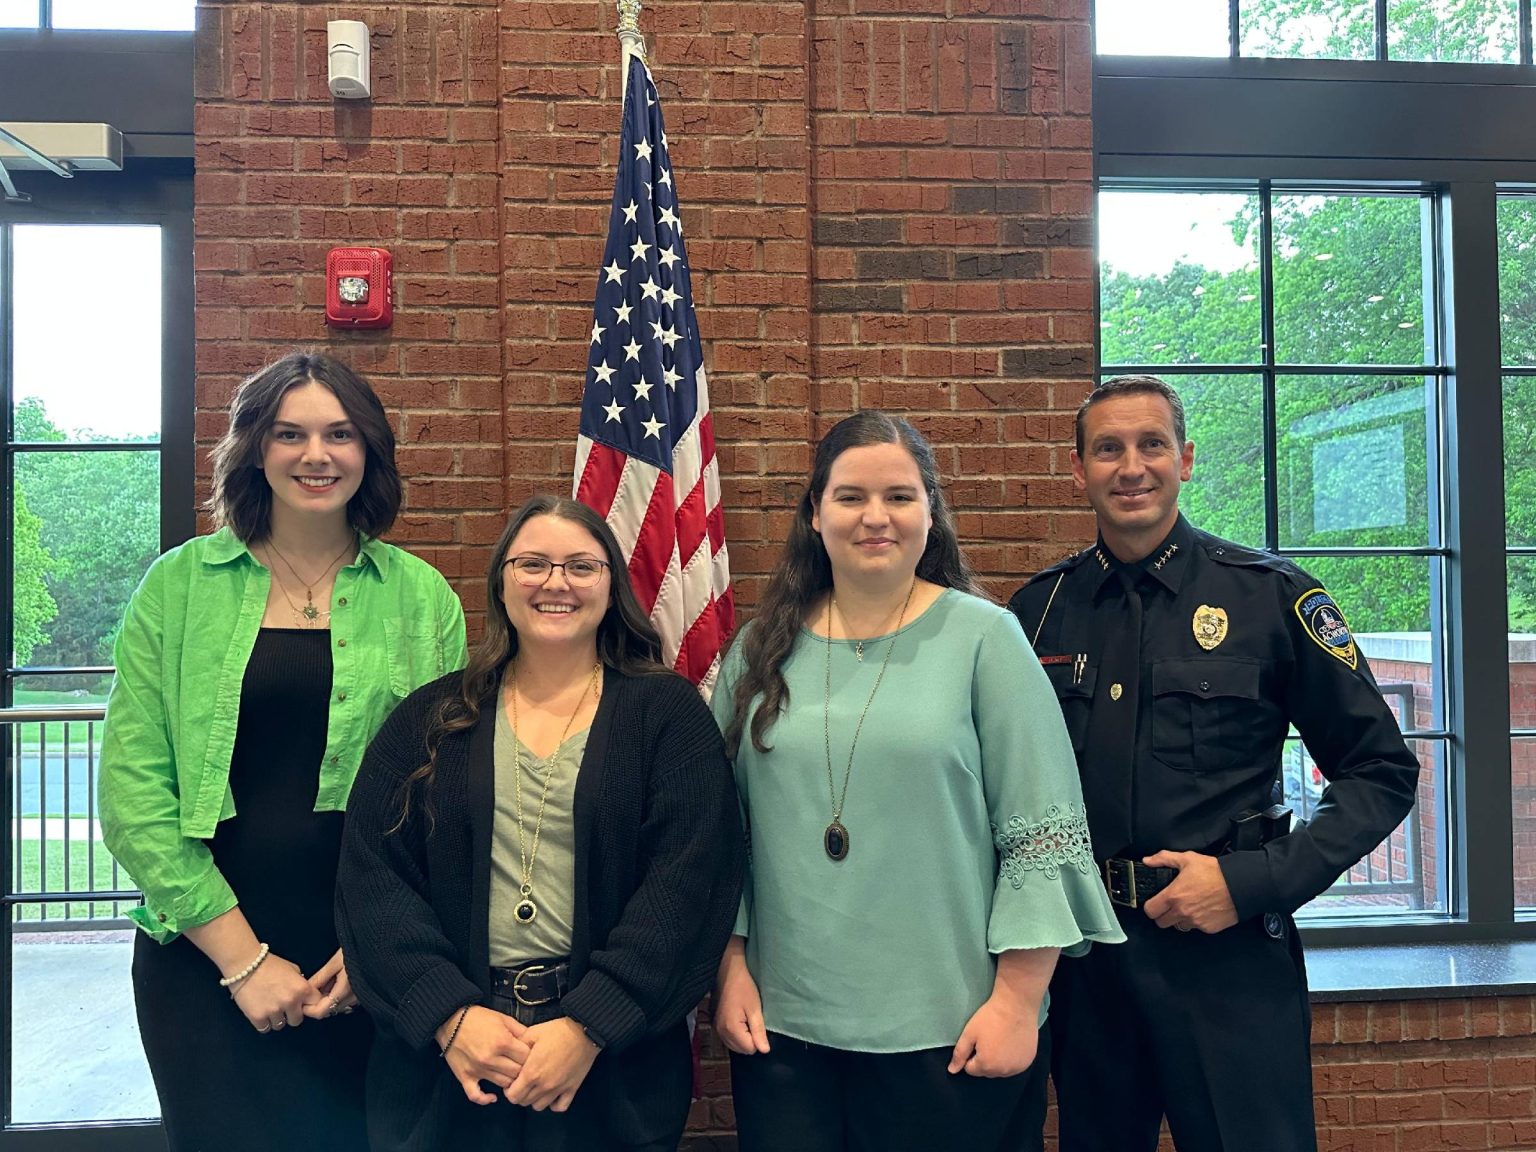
[490,959,570,1007]
[1101,858,1177,909]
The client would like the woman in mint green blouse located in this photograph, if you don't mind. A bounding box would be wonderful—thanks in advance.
[712,411,1122,1152]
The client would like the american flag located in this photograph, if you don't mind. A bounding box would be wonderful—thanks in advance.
[574,53,734,691]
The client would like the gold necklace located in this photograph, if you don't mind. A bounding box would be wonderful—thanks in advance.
[265,537,355,624]
[821,579,916,861]
[507,661,601,925]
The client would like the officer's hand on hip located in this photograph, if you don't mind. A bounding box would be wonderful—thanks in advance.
[1140,851,1239,933]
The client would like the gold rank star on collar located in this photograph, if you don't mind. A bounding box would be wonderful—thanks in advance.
[1093,548,1110,571]
[1152,542,1180,571]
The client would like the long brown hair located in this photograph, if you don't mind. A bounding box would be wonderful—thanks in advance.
[721,411,985,759]
[393,495,665,830]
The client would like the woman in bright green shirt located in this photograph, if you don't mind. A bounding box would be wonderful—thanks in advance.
[98,352,466,1152]
[712,411,1122,1152]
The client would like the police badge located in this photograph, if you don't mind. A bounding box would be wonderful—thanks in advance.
[1193,604,1228,651]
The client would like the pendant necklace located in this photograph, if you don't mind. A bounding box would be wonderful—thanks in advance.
[822,579,916,862]
[266,537,355,625]
[508,660,601,925]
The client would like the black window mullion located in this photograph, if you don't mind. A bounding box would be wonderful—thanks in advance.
[1375,0,1388,60]
[159,194,195,553]
[0,215,13,1132]
[1443,180,1515,925]
[1229,0,1240,58]
[1523,0,1534,66]
[1258,182,1280,552]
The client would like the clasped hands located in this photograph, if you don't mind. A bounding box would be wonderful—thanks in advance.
[438,1007,599,1113]
[229,946,359,1033]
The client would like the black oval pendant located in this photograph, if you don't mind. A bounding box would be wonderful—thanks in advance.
[824,821,849,861]
[514,899,538,924]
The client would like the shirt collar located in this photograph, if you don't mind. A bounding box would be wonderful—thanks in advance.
[1088,514,1194,597]
[200,526,390,579]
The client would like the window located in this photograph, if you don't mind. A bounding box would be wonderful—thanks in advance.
[1499,191,1536,911]
[1100,185,1452,920]
[0,0,193,31]
[3,224,163,1127]
[2,170,193,1141]
[1097,0,1530,63]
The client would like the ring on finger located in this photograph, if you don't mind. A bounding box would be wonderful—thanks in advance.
[272,1019,286,1030]
[257,1025,271,1034]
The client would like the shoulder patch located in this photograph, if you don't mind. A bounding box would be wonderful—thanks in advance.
[1293,588,1358,670]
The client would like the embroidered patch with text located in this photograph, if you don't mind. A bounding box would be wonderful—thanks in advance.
[1294,588,1358,671]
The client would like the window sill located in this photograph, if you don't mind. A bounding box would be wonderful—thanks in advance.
[1307,939,1536,1002]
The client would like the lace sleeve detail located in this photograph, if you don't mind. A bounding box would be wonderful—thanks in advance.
[993,803,1094,887]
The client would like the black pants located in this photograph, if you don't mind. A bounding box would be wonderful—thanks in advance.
[731,1027,1050,1152]
[1049,909,1317,1152]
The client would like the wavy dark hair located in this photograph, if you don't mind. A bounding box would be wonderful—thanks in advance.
[208,351,402,542]
[722,410,985,759]
[393,495,666,830]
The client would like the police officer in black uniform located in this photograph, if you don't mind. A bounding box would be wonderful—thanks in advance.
[1008,375,1418,1152]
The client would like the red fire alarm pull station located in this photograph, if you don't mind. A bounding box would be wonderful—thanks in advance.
[325,247,393,329]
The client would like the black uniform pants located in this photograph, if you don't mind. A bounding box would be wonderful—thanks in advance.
[1048,908,1317,1152]
[732,1027,1050,1152]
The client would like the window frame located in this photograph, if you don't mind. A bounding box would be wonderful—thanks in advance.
[1097,54,1536,945]
[0,167,192,1143]
[1097,0,1535,64]
[1,1,193,32]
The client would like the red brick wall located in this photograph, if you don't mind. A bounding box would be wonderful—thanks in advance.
[192,0,1095,621]
[194,2,507,621]
[683,997,1536,1149]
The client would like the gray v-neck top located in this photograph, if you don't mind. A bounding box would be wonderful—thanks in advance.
[489,702,589,967]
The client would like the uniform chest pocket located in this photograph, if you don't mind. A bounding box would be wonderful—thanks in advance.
[1151,658,1262,772]
[384,618,445,699]
[1043,661,1097,756]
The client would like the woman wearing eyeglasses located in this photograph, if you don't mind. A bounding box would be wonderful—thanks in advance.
[337,494,744,1152]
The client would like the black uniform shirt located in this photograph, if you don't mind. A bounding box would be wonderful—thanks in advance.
[1007,514,1419,920]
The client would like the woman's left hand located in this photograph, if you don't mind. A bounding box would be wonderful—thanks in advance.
[303,948,359,1020]
[503,1017,600,1111]
[947,994,1039,1078]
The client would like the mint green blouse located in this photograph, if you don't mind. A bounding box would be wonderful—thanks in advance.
[712,589,1123,1053]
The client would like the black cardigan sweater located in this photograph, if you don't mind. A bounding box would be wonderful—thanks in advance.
[336,664,745,1151]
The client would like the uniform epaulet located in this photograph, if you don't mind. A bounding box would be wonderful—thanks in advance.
[1200,536,1291,573]
[1023,544,1098,586]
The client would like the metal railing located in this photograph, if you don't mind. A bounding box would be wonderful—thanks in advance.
[2,705,141,929]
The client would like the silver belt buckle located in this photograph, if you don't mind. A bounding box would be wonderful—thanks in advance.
[511,963,554,1006]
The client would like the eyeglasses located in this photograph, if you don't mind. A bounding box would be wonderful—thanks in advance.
[502,555,611,588]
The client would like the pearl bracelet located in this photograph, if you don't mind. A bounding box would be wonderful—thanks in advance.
[218,942,271,993]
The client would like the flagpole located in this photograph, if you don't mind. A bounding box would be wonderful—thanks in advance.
[617,0,645,107]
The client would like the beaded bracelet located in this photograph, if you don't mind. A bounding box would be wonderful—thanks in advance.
[439,1006,471,1058]
[218,942,270,994]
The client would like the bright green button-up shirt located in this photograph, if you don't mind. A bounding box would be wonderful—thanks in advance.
[99,528,467,942]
